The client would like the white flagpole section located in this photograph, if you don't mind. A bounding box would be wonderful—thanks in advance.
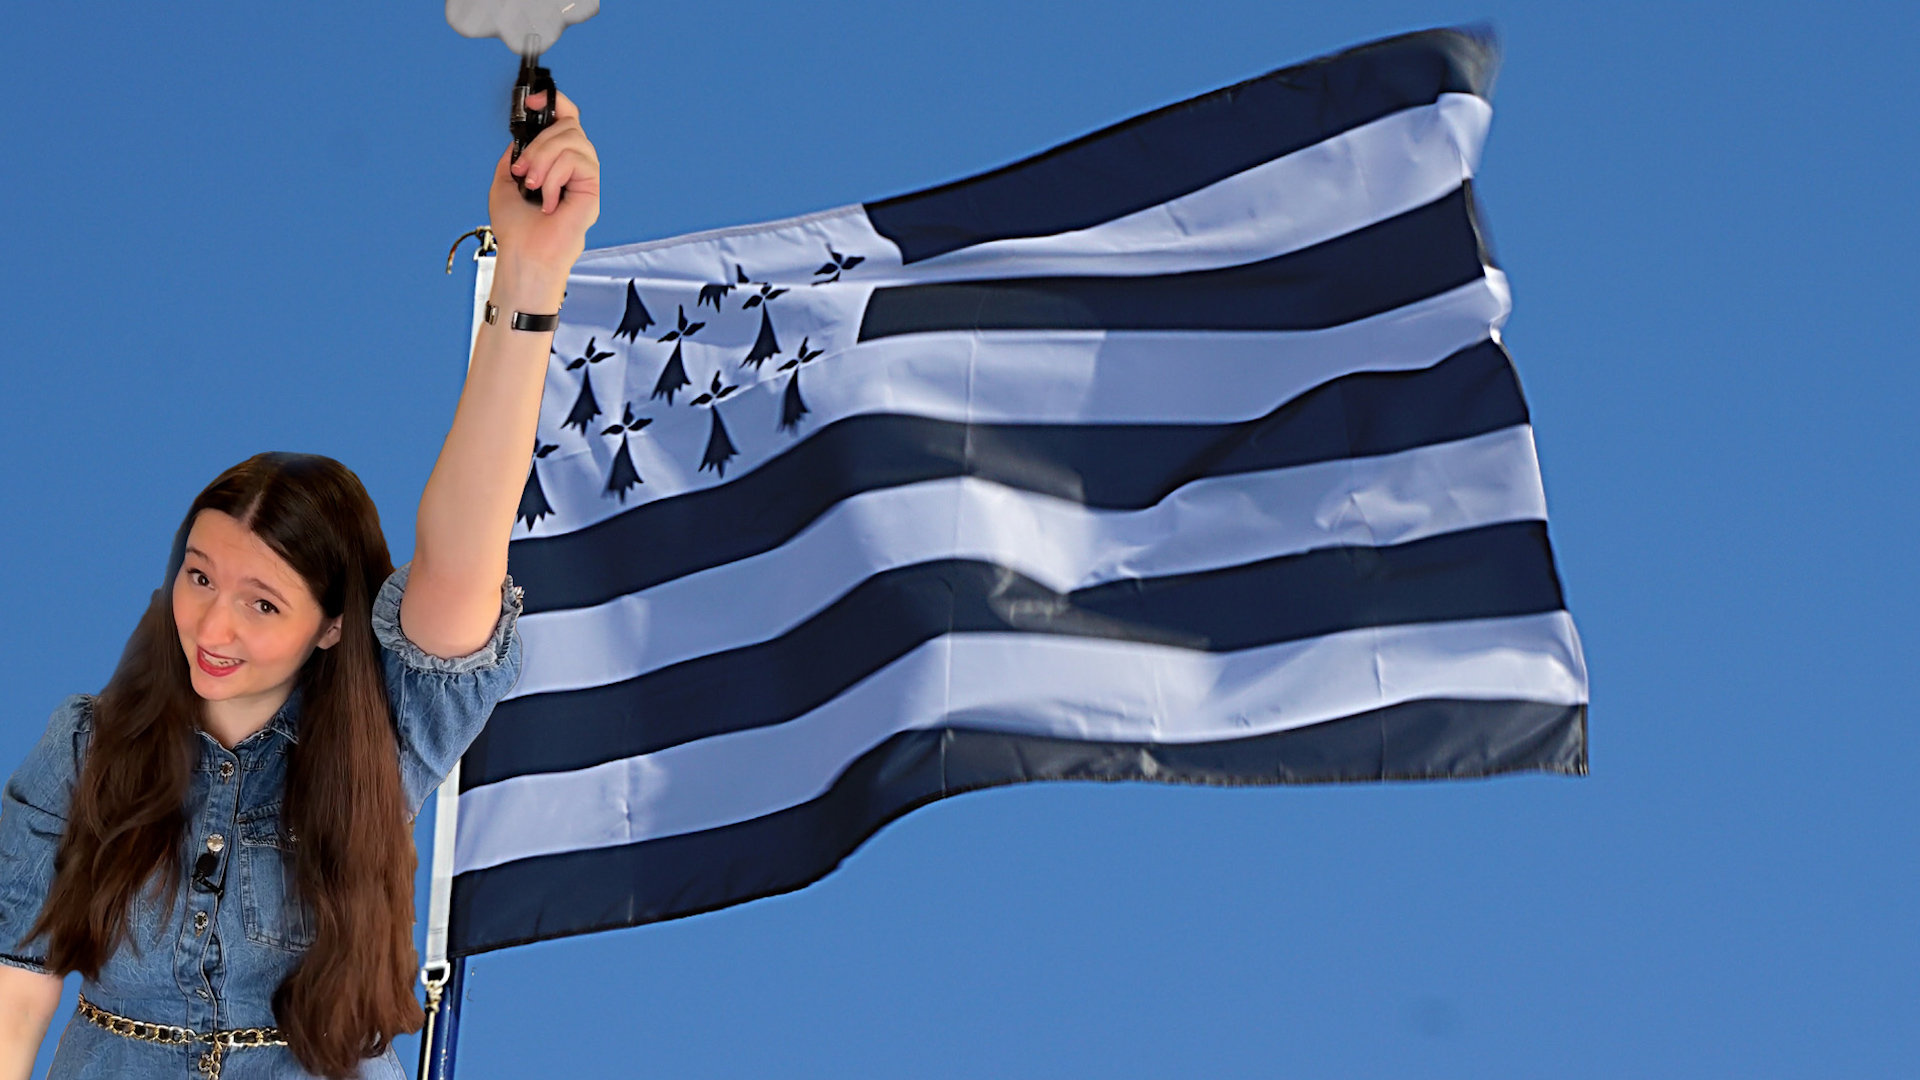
[420,245,495,1080]
[423,768,464,970]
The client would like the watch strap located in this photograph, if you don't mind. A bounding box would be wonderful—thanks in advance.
[483,302,560,333]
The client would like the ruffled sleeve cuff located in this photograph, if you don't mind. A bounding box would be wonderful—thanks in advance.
[0,953,50,976]
[370,562,523,676]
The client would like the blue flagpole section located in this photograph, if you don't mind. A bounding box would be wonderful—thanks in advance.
[418,957,467,1080]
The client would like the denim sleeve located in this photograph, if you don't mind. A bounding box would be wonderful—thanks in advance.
[371,563,524,818]
[0,696,91,974]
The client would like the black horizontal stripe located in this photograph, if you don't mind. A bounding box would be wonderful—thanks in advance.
[864,28,1497,264]
[860,186,1489,340]
[467,520,1563,790]
[449,697,1583,956]
[509,339,1526,615]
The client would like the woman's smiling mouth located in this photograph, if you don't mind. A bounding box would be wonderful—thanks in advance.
[196,647,243,678]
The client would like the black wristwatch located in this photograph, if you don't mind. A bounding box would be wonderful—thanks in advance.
[485,302,560,333]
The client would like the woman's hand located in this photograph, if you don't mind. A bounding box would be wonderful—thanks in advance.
[488,90,601,279]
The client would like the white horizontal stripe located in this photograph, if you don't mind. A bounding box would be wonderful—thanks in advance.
[456,612,1587,873]
[571,201,894,286]
[512,426,1547,698]
[564,97,1486,288]
[519,274,1509,538]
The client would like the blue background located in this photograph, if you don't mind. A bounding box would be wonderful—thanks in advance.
[6,1,1916,1076]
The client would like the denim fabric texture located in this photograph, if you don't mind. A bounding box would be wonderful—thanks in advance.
[0,564,522,1079]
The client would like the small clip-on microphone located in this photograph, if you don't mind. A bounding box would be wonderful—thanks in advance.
[192,852,225,898]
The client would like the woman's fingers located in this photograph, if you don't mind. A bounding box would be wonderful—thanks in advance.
[511,116,589,171]
[523,141,590,195]
[515,123,597,193]
[520,89,578,119]
[510,117,578,176]
[535,150,600,213]
[542,158,573,213]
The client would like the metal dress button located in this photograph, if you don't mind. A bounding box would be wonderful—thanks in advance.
[218,761,235,780]
[206,834,225,854]
[193,911,209,933]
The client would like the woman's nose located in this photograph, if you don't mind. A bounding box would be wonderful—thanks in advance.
[195,597,236,645]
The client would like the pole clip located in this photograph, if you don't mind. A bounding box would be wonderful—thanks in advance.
[445,227,498,273]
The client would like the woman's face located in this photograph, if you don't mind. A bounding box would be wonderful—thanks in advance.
[172,509,342,715]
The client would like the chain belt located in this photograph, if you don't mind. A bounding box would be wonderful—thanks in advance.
[76,993,287,1080]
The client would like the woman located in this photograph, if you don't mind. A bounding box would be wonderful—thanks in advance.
[0,91,599,1079]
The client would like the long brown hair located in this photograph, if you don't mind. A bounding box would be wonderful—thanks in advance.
[34,452,423,1077]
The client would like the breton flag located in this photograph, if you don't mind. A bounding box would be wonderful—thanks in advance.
[448,26,1587,956]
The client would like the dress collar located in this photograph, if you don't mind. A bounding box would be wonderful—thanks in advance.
[257,689,303,746]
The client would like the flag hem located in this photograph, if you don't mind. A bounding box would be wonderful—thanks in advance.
[448,698,1584,957]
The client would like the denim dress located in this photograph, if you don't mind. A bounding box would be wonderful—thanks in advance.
[0,564,523,1079]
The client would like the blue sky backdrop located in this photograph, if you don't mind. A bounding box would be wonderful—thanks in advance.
[5,2,1916,1076]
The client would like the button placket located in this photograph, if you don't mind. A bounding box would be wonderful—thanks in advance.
[188,744,242,1033]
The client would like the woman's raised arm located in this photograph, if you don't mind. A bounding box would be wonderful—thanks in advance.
[401,91,601,658]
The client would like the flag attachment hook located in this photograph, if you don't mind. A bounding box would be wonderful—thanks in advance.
[445,227,497,273]
[418,960,456,1079]
[419,962,450,1029]
[420,962,450,1014]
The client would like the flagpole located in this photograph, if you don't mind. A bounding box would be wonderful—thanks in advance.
[417,762,469,1080]
[420,235,496,1080]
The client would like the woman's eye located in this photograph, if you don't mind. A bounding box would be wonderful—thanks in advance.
[254,599,279,616]
[189,570,210,587]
